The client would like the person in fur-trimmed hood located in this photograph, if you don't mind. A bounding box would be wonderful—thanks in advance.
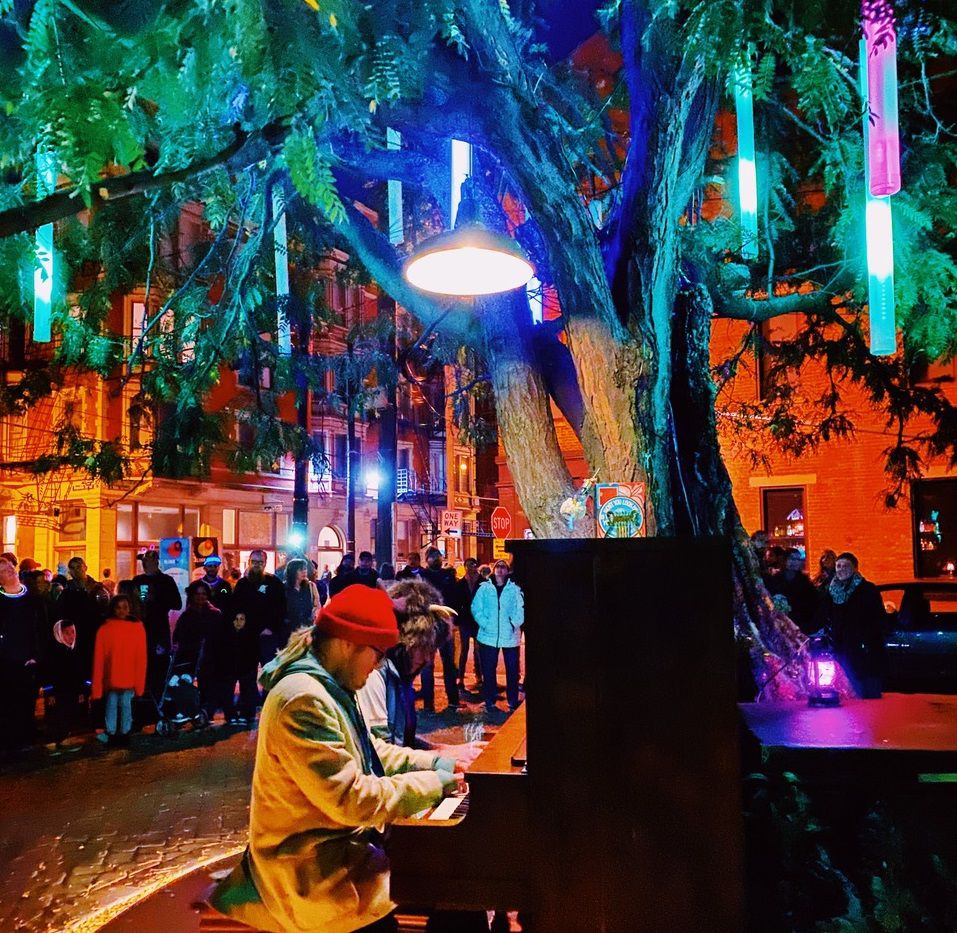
[357,578,485,764]
[211,584,472,933]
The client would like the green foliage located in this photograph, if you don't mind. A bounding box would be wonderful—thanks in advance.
[284,129,345,224]
[744,764,957,931]
[0,0,953,513]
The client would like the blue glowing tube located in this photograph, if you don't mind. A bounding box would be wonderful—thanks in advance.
[33,150,56,343]
[734,69,758,260]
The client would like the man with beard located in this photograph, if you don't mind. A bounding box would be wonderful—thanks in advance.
[231,549,287,676]
[210,584,463,932]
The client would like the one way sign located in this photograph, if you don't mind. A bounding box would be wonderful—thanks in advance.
[441,509,463,537]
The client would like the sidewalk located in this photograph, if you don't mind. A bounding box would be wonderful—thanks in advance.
[0,659,507,931]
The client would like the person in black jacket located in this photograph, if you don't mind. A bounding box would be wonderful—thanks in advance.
[453,557,483,689]
[0,555,43,752]
[816,552,886,699]
[200,555,233,615]
[418,547,460,712]
[231,549,287,672]
[202,607,259,725]
[42,619,87,753]
[767,548,820,634]
[58,556,109,680]
[327,553,356,597]
[173,580,221,670]
[131,549,183,699]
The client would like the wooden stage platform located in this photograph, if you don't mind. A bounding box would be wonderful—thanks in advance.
[739,692,957,783]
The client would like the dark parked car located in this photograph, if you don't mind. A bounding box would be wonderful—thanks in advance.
[878,580,957,693]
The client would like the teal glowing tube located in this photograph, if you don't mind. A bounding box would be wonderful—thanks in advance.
[734,69,758,260]
[33,150,56,343]
[272,186,291,357]
[859,39,896,356]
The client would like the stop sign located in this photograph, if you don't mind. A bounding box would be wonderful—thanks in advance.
[490,506,512,539]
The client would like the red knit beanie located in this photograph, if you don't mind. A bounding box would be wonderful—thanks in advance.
[316,584,398,650]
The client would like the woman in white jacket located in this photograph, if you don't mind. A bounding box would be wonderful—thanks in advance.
[471,559,525,714]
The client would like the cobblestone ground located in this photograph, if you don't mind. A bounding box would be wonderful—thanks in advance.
[0,651,509,932]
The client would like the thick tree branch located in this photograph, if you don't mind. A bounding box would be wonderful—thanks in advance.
[0,119,291,238]
[333,199,472,346]
[328,136,448,199]
[714,267,856,322]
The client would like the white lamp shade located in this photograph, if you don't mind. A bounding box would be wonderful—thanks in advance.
[403,225,534,296]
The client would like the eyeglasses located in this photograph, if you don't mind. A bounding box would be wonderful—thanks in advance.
[370,646,386,664]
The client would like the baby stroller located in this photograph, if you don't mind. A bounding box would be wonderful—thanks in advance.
[154,652,209,736]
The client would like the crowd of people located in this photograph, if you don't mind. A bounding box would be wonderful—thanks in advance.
[0,544,523,759]
[751,531,887,698]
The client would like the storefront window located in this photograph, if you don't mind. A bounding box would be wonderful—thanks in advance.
[223,508,237,545]
[913,479,957,577]
[115,550,136,582]
[183,507,200,537]
[762,487,806,558]
[138,504,183,542]
[239,511,274,546]
[116,503,133,541]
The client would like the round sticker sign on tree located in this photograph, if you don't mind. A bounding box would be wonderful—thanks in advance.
[490,506,512,539]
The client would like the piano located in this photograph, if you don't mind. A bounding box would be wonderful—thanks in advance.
[388,538,745,933]
[390,704,531,911]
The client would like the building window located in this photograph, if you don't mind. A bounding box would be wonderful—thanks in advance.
[239,511,274,547]
[116,503,134,541]
[114,502,200,580]
[128,395,154,451]
[913,479,957,578]
[334,434,348,479]
[762,487,806,557]
[138,504,183,543]
[0,319,26,366]
[455,454,471,494]
[3,514,16,552]
[223,508,237,545]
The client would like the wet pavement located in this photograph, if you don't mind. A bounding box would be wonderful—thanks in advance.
[0,668,504,932]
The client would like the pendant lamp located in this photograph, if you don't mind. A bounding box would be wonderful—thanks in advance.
[403,185,534,297]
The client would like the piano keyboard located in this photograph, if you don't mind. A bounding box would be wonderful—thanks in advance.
[410,792,470,821]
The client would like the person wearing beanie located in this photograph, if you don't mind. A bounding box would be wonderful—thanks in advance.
[212,584,471,933]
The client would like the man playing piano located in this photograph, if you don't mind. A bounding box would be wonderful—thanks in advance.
[211,584,468,933]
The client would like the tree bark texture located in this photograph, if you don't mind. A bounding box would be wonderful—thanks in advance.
[671,284,806,698]
[480,290,583,538]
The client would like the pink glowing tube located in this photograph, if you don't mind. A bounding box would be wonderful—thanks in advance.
[862,0,901,197]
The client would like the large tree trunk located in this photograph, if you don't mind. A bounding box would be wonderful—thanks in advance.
[670,283,806,698]
[480,290,583,538]
[472,82,649,497]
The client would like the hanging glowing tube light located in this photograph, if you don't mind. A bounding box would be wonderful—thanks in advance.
[861,0,901,197]
[859,39,896,357]
[733,67,758,260]
[272,185,291,357]
[33,149,56,343]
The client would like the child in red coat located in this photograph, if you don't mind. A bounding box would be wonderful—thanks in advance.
[91,594,147,747]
